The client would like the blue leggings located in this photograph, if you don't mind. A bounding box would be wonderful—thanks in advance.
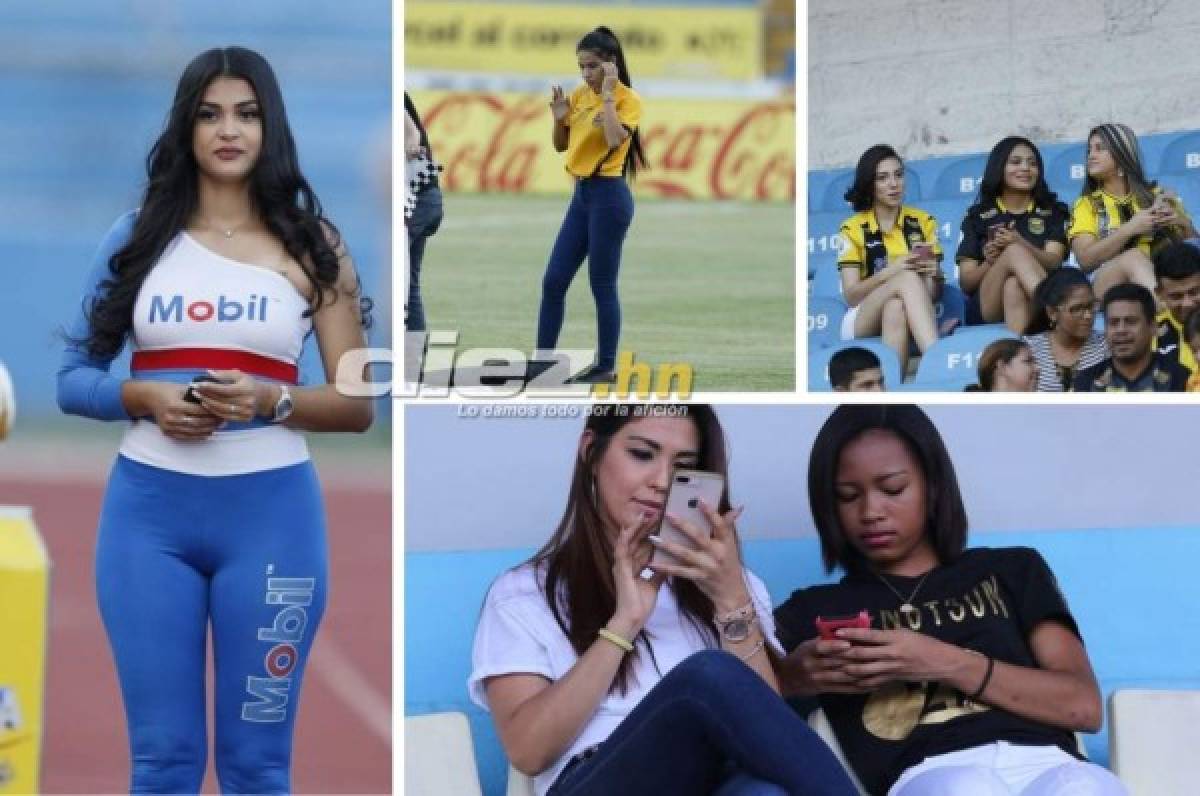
[95,455,328,794]
[536,176,634,371]
[549,650,858,796]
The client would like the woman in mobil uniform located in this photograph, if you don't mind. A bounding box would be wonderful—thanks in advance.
[58,47,372,793]
[536,26,647,384]
[836,145,944,378]
[1069,123,1196,300]
[955,137,1069,334]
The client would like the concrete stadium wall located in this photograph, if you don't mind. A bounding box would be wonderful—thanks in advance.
[405,404,1196,552]
[809,0,1200,168]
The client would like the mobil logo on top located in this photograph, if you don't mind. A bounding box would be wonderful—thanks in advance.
[148,293,271,324]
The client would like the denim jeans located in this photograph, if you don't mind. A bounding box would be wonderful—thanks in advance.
[547,650,857,796]
[406,184,443,332]
[536,176,633,371]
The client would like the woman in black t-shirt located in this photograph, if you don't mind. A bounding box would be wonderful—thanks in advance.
[775,405,1126,796]
[956,137,1069,334]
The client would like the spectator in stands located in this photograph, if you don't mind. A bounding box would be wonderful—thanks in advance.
[776,405,1128,796]
[1068,123,1196,301]
[972,338,1037,392]
[830,346,885,392]
[956,137,1069,334]
[534,27,648,384]
[404,92,443,333]
[469,407,855,796]
[1074,283,1189,391]
[1152,241,1200,375]
[836,145,943,378]
[1185,308,1200,392]
[1022,268,1108,391]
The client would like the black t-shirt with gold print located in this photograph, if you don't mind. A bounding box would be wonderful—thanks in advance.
[773,547,1082,796]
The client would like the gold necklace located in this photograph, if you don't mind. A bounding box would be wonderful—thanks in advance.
[874,569,933,619]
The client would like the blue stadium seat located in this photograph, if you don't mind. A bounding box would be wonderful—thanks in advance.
[1156,132,1200,175]
[928,154,988,200]
[807,211,846,264]
[935,282,967,329]
[818,169,855,212]
[816,167,923,212]
[911,324,1014,388]
[807,170,831,212]
[808,339,902,392]
[1046,146,1087,204]
[807,295,847,350]
[809,257,843,298]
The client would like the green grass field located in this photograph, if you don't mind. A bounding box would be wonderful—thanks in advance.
[417,194,795,392]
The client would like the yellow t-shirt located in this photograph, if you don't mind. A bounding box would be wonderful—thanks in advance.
[1067,187,1190,256]
[563,82,642,178]
[837,206,942,280]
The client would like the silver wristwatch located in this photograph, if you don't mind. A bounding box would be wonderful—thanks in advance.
[272,384,295,423]
[715,602,757,643]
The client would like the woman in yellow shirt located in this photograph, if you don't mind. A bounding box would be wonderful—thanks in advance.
[1068,123,1196,302]
[836,144,943,377]
[535,26,647,384]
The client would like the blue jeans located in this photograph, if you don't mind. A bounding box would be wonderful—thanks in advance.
[536,176,633,370]
[548,650,857,796]
[407,184,443,332]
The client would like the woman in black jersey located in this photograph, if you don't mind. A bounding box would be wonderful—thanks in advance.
[774,405,1127,796]
[956,137,1068,334]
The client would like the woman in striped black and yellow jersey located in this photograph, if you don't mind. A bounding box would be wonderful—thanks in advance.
[1069,123,1197,301]
[536,26,647,384]
[837,145,943,376]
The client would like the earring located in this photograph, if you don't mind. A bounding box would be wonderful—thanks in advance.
[1117,169,1124,177]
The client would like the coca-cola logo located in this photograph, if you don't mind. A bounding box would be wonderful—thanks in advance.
[421,92,794,201]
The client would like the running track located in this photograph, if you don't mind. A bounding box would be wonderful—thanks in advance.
[0,454,390,794]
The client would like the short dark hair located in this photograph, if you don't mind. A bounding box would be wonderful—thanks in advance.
[1153,241,1200,282]
[1184,307,1200,343]
[829,346,881,388]
[808,405,968,574]
[844,144,902,213]
[1102,282,1156,323]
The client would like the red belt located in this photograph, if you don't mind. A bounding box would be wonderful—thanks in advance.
[131,348,298,384]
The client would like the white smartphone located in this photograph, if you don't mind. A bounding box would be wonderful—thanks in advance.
[649,469,725,569]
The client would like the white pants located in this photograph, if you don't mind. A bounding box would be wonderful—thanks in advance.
[888,742,1128,796]
[839,305,860,341]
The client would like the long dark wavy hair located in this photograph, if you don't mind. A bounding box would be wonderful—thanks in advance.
[532,405,730,695]
[577,26,648,180]
[81,46,370,359]
[976,136,1062,213]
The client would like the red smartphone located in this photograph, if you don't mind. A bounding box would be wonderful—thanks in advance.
[911,241,932,258]
[986,224,1004,242]
[815,610,871,641]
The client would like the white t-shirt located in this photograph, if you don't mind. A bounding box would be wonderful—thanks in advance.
[468,562,784,796]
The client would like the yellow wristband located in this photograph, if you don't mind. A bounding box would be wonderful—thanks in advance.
[597,627,633,653]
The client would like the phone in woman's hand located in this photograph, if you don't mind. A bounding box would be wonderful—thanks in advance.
[649,469,725,568]
[183,375,226,404]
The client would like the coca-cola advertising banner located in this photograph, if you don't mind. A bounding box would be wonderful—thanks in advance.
[405,1,762,81]
[412,90,795,202]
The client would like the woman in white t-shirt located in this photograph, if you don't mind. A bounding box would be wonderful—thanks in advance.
[469,406,856,796]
